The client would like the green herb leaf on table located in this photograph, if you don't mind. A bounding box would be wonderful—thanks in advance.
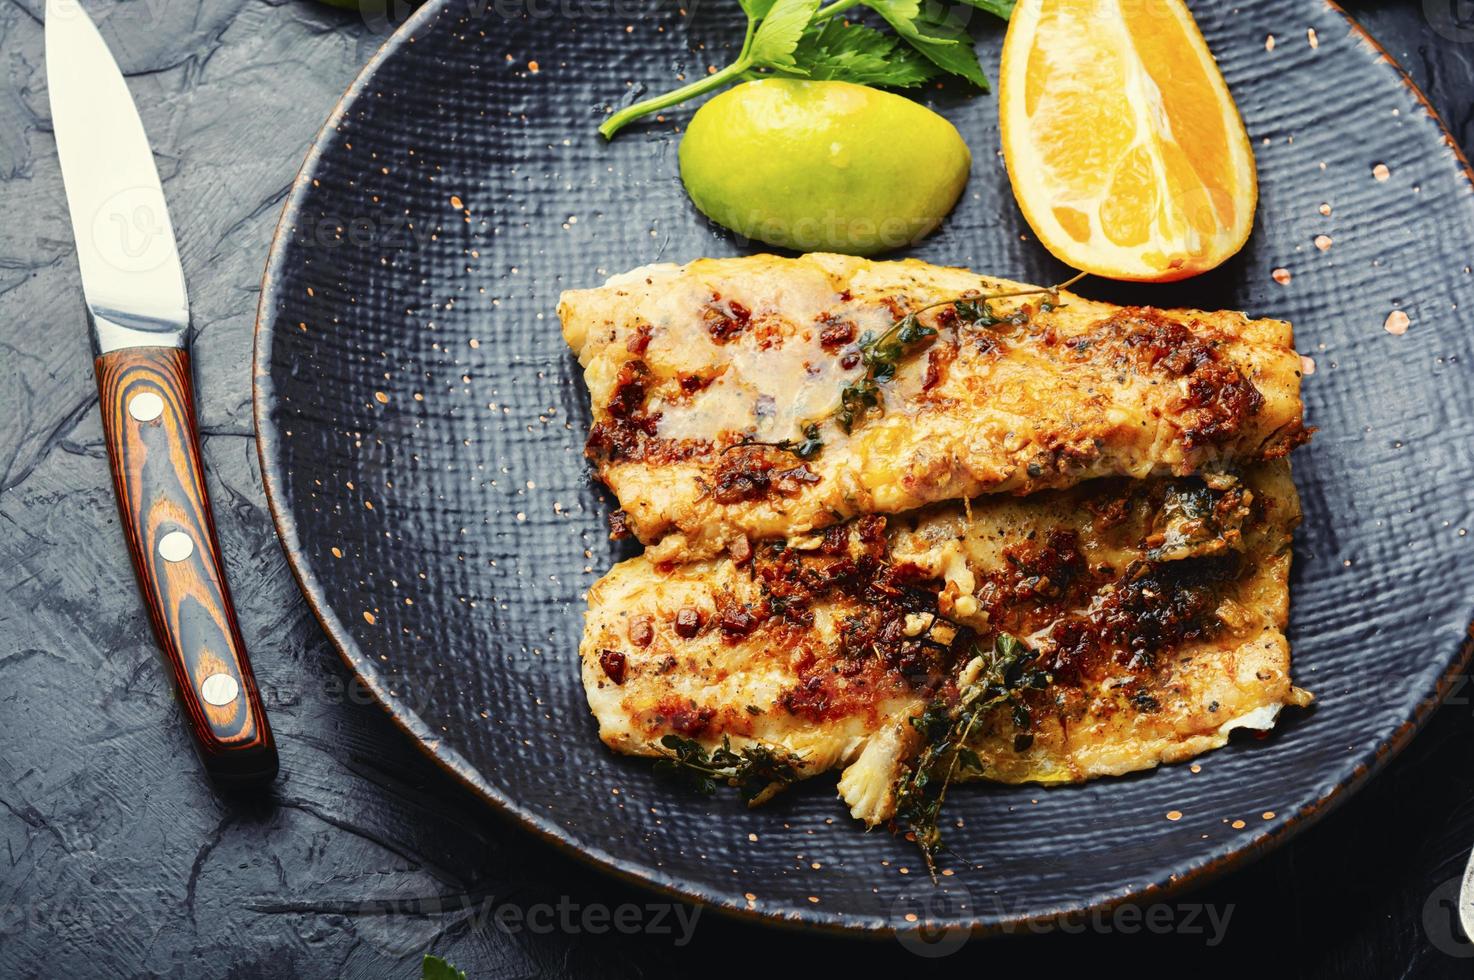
[748,0,822,68]
[423,955,467,980]
[861,0,988,89]
[739,0,781,17]
[956,0,1017,18]
[598,0,1012,138]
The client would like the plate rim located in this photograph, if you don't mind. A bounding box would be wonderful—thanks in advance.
[251,0,1474,936]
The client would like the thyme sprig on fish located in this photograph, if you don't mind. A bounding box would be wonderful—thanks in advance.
[838,271,1089,430]
[724,421,825,460]
[893,632,1052,880]
[736,272,1085,460]
[654,734,804,803]
[833,305,939,431]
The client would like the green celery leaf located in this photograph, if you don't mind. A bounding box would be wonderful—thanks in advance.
[740,0,781,18]
[783,19,938,87]
[749,0,823,67]
[954,0,1015,19]
[862,0,989,88]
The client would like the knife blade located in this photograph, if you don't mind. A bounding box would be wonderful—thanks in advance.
[46,0,277,783]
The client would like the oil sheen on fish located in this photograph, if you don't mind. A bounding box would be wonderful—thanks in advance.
[560,254,1309,562]
[579,463,1310,825]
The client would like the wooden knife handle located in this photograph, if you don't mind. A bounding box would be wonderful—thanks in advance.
[95,346,278,784]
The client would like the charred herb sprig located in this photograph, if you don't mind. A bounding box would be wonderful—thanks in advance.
[739,272,1086,459]
[834,306,939,430]
[654,734,804,803]
[724,421,825,460]
[893,632,1052,880]
[836,273,1088,436]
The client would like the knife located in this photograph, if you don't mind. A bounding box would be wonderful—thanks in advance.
[46,0,277,783]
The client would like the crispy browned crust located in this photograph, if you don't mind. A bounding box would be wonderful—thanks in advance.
[561,254,1308,563]
[580,463,1307,823]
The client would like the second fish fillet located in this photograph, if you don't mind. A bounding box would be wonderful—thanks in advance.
[579,463,1309,825]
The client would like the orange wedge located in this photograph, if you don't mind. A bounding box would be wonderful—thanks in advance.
[999,0,1257,282]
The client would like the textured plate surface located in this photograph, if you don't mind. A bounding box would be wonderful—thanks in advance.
[255,0,1474,933]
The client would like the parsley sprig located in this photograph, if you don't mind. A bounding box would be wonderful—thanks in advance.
[654,734,804,802]
[893,632,1051,880]
[599,0,1015,138]
[422,955,467,980]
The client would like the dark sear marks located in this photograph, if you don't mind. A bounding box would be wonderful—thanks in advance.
[604,359,648,419]
[598,649,627,685]
[702,295,751,344]
[1041,554,1236,687]
[678,373,714,394]
[562,257,1311,565]
[818,317,857,349]
[973,477,1258,690]
[755,518,959,724]
[710,447,820,504]
[1071,311,1278,451]
[632,476,1260,734]
[585,359,714,464]
[584,306,1295,480]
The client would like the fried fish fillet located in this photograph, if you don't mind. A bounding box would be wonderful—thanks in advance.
[560,254,1308,562]
[580,463,1309,825]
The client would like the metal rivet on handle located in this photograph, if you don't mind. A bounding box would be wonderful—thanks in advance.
[128,391,164,422]
[200,673,239,707]
[158,530,193,562]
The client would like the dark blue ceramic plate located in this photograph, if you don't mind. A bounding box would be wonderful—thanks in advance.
[255,0,1474,934]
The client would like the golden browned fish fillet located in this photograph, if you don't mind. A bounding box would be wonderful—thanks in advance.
[560,254,1309,563]
[579,463,1310,825]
